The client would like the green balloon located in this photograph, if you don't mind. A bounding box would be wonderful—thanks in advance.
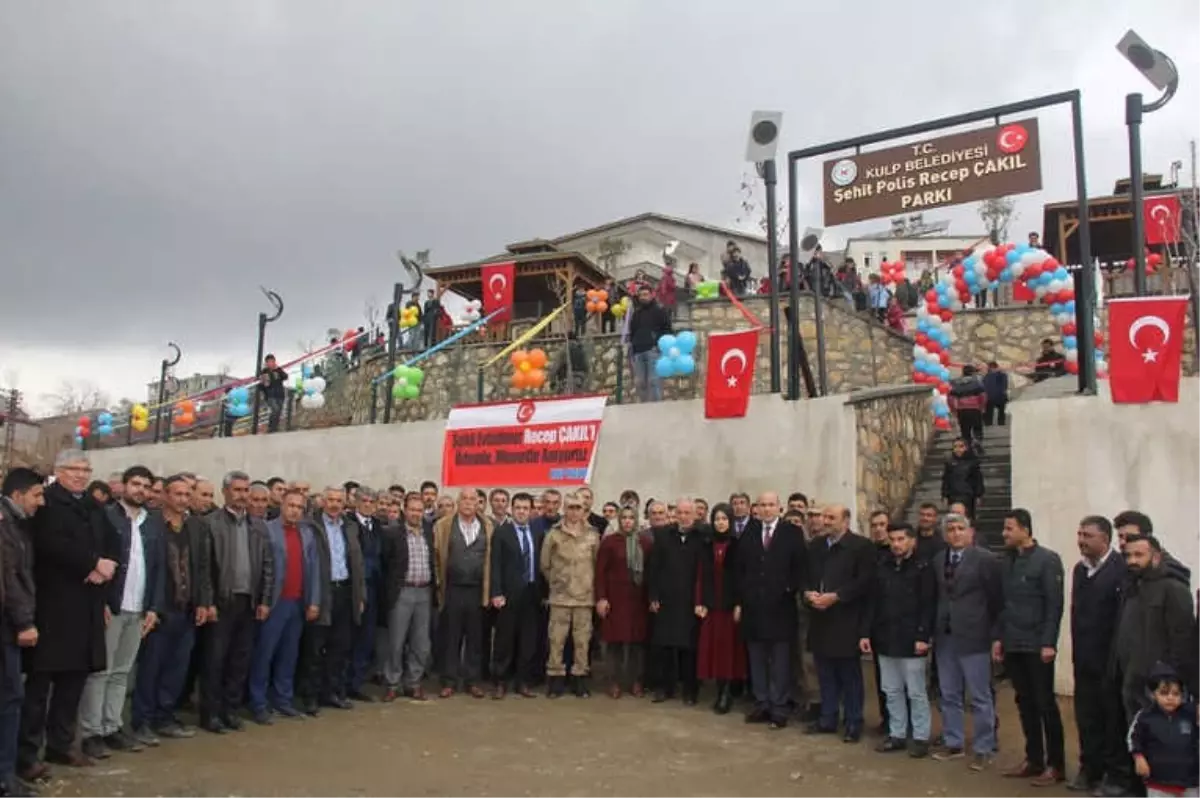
[403,383,420,399]
[391,383,406,399]
[392,365,405,379]
[409,367,425,386]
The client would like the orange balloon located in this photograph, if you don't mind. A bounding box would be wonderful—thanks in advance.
[586,289,597,301]
[510,350,529,367]
[511,370,528,389]
[519,360,531,372]
[597,289,608,302]
[175,413,194,427]
[528,348,547,368]
[596,301,608,314]
[527,368,546,389]
[178,399,194,414]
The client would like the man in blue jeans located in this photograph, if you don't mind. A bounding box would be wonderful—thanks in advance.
[932,513,1003,771]
[625,283,672,403]
[0,469,43,797]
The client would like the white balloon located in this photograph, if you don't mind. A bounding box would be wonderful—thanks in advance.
[1065,349,1079,363]
[1010,261,1026,279]
[307,376,326,394]
[309,393,325,409]
[973,261,987,276]
[912,345,925,359]
[1035,284,1049,298]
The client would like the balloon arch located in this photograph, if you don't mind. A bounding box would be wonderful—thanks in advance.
[894,242,1108,431]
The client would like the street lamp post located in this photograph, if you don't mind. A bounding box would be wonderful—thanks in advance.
[250,288,284,435]
[383,253,426,423]
[1117,30,1180,296]
[152,342,182,444]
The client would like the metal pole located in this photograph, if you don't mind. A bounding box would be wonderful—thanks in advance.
[250,289,284,435]
[1127,92,1147,296]
[812,259,828,397]
[785,158,802,400]
[763,159,782,393]
[383,281,402,423]
[153,358,168,443]
[1190,139,1200,371]
[1071,94,1098,395]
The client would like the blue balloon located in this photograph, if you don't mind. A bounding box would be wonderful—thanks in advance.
[674,355,695,375]
[963,255,977,270]
[933,404,949,418]
[74,435,84,445]
[1005,250,1021,265]
[1049,303,1063,316]
[1054,267,1069,281]
[1065,300,1076,314]
[675,331,696,356]
[655,357,675,379]
[305,384,317,396]
[228,401,251,418]
[1015,243,1031,255]
[1063,335,1078,349]
[1000,267,1013,281]
[97,412,113,426]
[657,334,677,353]
[1095,350,1106,361]
[98,424,113,437]
[228,385,250,404]
[302,363,314,378]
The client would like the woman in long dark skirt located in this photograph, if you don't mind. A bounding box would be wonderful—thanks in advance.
[696,503,746,714]
[595,508,653,698]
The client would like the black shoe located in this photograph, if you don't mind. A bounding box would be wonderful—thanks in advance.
[714,685,732,715]
[1090,778,1128,797]
[273,705,303,719]
[768,717,788,730]
[745,707,770,724]
[909,741,930,758]
[104,730,144,753]
[251,709,273,726]
[843,727,862,743]
[2,780,36,797]
[321,696,353,710]
[1066,774,1098,793]
[80,736,110,760]
[801,703,822,723]
[200,719,226,735]
[651,691,671,703]
[220,714,244,731]
[875,737,907,753]
[347,689,375,703]
[805,722,837,735]
[152,722,195,739]
[572,676,591,698]
[129,725,160,747]
[546,676,566,699]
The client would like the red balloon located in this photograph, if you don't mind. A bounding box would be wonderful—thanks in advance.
[926,301,940,315]
[934,417,952,430]
[952,265,964,278]
[939,310,954,322]
[939,352,951,366]
[1062,322,1077,336]
[937,382,950,395]
[1043,256,1059,270]
[1094,332,1104,347]
[925,290,938,303]
[78,416,91,427]
[1065,361,1079,375]
[925,339,941,354]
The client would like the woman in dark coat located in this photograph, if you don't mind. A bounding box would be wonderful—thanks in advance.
[696,504,746,714]
[595,508,652,698]
[647,500,712,705]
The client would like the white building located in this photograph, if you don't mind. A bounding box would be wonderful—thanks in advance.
[842,215,989,282]
[146,372,236,406]
[550,212,769,285]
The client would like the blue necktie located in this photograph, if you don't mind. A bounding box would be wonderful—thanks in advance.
[519,527,532,583]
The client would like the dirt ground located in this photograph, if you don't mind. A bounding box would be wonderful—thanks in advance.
[48,679,1078,797]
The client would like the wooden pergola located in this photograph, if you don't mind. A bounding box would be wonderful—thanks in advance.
[1042,176,1180,266]
[425,242,611,341]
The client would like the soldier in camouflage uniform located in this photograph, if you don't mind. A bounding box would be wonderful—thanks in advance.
[540,492,600,698]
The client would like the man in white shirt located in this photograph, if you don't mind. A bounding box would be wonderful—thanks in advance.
[80,466,164,760]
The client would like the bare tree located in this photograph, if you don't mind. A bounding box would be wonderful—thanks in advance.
[595,237,630,275]
[978,196,1018,244]
[737,169,789,246]
[364,296,382,332]
[42,380,111,416]
[295,338,319,355]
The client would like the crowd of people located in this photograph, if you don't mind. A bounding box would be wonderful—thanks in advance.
[0,450,1196,797]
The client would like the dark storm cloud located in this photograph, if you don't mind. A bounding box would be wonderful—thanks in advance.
[1,1,1195,356]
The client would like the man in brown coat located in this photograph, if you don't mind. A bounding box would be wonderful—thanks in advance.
[432,491,494,698]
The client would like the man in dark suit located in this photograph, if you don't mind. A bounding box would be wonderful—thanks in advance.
[346,488,383,702]
[803,504,876,742]
[298,486,366,715]
[931,512,1002,769]
[19,451,118,778]
[732,492,807,730]
[489,492,543,698]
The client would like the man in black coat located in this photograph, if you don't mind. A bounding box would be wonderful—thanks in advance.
[732,492,806,729]
[1068,515,1130,796]
[647,499,710,705]
[0,468,43,795]
[488,492,544,698]
[803,504,876,742]
[18,451,118,779]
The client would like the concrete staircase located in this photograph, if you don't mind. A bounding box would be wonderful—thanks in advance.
[904,422,1012,551]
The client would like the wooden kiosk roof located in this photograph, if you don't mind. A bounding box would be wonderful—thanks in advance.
[1042,175,1180,266]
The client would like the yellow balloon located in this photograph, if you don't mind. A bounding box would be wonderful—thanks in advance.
[131,418,149,432]
[519,360,531,372]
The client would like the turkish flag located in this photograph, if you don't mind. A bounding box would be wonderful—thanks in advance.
[705,329,758,419]
[1108,296,1189,403]
[481,261,515,323]
[1143,194,1182,245]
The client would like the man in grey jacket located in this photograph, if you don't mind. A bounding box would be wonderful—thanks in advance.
[993,508,1065,787]
[199,471,274,735]
[931,513,1002,770]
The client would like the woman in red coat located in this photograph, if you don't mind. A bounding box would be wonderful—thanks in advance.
[696,503,746,714]
[595,507,652,698]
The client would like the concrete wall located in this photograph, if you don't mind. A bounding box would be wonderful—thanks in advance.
[1011,378,1200,695]
[87,393,859,516]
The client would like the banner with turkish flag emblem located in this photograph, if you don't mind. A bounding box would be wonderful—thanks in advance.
[1143,194,1182,245]
[1107,295,1189,403]
[704,329,758,419]
[481,261,515,323]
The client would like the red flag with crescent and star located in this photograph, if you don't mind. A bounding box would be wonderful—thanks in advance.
[481,261,515,323]
[1107,295,1189,403]
[1143,194,1182,246]
[705,329,758,419]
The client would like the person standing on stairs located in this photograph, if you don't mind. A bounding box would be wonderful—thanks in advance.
[948,366,988,455]
[982,362,1009,427]
[941,440,984,524]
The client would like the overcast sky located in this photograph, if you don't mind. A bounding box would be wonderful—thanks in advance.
[2,1,1197,415]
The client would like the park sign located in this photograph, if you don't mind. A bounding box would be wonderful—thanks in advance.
[822,119,1043,226]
